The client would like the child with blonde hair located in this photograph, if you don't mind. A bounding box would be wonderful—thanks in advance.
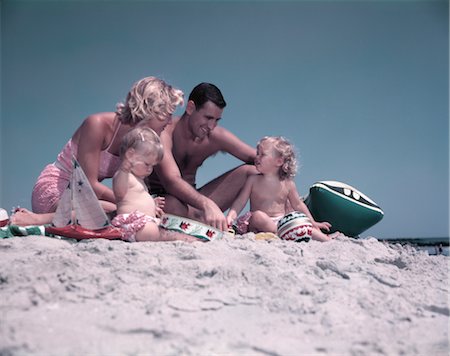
[112,127,192,242]
[226,136,339,242]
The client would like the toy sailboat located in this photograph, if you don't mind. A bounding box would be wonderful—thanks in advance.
[45,157,123,240]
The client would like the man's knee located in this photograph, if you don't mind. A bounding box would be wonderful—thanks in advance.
[237,164,258,177]
[164,195,201,221]
[163,195,188,216]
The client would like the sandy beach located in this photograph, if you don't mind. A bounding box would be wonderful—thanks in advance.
[1,234,448,355]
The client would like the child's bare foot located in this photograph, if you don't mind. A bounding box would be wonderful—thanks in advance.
[10,208,53,226]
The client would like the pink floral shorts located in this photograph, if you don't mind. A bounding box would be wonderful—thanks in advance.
[112,211,159,242]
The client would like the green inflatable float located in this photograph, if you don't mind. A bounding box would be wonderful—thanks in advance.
[305,181,384,237]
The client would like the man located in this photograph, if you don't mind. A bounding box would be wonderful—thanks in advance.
[146,83,257,231]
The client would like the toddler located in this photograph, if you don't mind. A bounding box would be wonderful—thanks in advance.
[226,136,339,242]
[112,127,192,242]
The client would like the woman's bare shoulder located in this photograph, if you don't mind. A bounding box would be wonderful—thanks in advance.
[83,112,116,128]
[73,112,116,143]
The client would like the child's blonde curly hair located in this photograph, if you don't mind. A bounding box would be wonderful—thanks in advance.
[116,76,184,126]
[258,136,298,180]
[119,127,164,163]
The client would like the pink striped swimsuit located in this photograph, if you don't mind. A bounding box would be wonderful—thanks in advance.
[31,124,121,213]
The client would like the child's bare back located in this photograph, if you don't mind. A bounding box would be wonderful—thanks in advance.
[115,174,156,217]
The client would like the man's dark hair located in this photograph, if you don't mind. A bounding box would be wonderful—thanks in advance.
[188,83,227,110]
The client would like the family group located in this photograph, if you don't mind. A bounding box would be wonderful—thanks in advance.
[11,77,338,242]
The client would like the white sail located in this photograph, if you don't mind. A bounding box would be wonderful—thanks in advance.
[52,157,110,230]
[52,180,73,228]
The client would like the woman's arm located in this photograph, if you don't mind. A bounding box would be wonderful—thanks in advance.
[75,114,116,203]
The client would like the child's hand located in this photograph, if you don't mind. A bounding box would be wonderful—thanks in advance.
[155,196,165,210]
[226,215,234,228]
[315,221,331,232]
[154,196,165,218]
[155,207,164,218]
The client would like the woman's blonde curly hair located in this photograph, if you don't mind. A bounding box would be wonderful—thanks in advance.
[116,76,184,126]
[258,136,298,180]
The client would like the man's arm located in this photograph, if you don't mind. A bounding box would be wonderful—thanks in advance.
[154,128,227,230]
[212,127,256,164]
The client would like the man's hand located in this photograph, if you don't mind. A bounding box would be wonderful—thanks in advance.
[201,199,228,231]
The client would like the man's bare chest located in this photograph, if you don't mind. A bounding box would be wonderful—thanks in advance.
[172,139,217,170]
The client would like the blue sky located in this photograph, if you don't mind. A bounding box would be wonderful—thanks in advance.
[1,1,448,239]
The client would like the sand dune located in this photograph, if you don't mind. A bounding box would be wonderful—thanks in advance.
[1,234,448,355]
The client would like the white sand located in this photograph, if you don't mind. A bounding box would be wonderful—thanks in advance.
[1,234,449,355]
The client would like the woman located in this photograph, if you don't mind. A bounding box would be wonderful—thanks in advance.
[12,76,184,226]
